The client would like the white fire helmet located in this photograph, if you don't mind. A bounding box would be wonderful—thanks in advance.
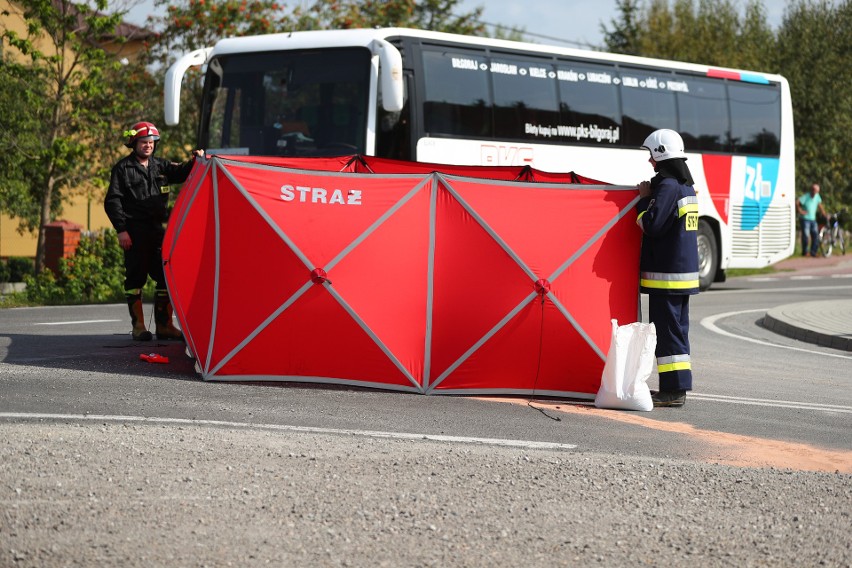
[640,129,687,161]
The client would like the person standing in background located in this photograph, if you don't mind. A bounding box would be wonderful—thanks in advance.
[104,121,204,341]
[797,183,827,257]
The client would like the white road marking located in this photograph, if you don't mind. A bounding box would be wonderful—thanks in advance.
[0,412,578,450]
[744,275,852,282]
[709,284,852,295]
[689,393,852,414]
[35,320,121,326]
[701,309,852,360]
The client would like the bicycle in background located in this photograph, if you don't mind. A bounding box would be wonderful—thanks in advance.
[819,209,847,257]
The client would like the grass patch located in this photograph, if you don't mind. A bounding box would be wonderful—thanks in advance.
[0,292,36,309]
[726,266,783,278]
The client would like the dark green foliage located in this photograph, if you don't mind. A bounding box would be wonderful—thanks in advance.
[775,0,852,211]
[0,258,36,283]
[604,0,775,68]
[0,52,56,230]
[602,0,644,55]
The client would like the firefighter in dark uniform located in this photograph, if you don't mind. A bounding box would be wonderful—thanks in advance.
[636,129,699,407]
[104,121,204,341]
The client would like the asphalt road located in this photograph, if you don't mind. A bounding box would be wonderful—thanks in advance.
[1,271,850,566]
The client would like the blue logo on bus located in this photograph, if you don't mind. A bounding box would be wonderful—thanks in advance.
[740,157,779,231]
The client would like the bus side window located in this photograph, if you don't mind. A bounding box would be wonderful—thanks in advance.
[422,50,492,138]
[728,82,781,156]
[676,76,728,152]
[619,69,678,146]
[492,56,559,141]
[556,62,622,146]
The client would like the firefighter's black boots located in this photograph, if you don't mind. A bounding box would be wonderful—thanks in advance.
[154,289,184,341]
[126,292,153,341]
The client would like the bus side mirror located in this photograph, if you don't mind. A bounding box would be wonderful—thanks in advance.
[370,39,404,113]
[164,48,211,126]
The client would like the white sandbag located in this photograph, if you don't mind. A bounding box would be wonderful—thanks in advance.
[594,319,655,412]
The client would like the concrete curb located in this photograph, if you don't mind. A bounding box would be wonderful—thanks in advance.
[763,300,852,351]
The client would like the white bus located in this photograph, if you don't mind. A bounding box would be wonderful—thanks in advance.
[165,27,795,290]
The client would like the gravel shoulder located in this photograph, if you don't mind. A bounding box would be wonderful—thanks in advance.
[2,421,850,567]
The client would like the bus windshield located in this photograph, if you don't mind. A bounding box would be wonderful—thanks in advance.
[200,48,372,156]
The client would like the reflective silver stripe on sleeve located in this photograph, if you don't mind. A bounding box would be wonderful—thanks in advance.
[640,271,700,282]
[657,354,691,365]
[677,196,699,218]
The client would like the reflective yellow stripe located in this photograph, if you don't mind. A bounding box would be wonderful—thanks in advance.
[640,278,700,290]
[678,203,699,218]
[658,361,692,373]
[636,210,646,229]
[679,197,699,231]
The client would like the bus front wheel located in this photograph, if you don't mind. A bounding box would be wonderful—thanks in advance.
[697,220,718,291]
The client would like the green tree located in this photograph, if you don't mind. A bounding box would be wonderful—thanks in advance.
[776,0,852,210]
[602,0,775,69]
[0,51,51,234]
[1,0,129,273]
[303,0,485,34]
[602,0,643,54]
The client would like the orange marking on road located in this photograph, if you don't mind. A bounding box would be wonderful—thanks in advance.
[477,397,852,474]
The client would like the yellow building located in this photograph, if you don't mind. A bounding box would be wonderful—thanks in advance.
[0,1,155,260]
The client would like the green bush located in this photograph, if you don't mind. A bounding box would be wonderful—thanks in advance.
[0,257,34,283]
[23,269,64,304]
[24,229,152,305]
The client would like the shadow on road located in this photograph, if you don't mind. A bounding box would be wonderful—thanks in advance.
[0,332,198,381]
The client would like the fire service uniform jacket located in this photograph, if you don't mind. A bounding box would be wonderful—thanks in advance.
[104,154,195,233]
[635,175,700,295]
[636,173,699,392]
